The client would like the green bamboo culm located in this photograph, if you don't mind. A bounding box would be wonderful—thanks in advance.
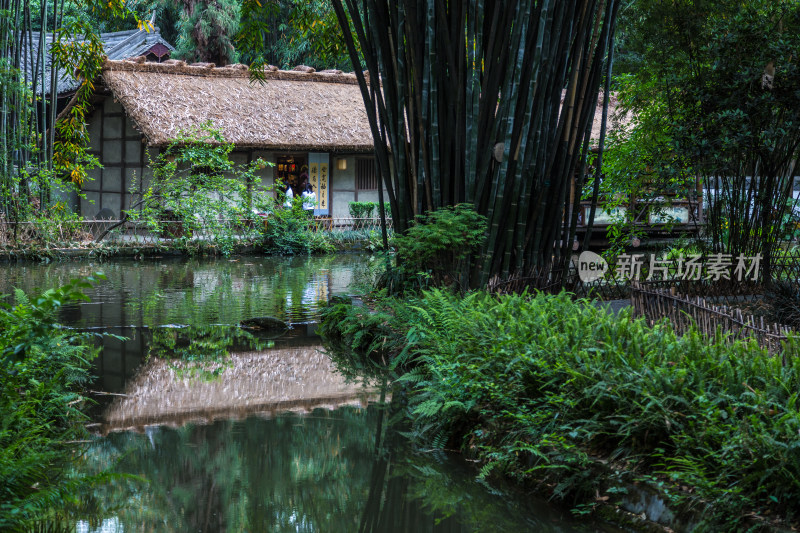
[1,0,49,220]
[0,0,72,221]
[1,0,120,231]
[331,0,619,288]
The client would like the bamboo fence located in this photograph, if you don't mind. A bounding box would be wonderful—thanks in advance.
[630,281,793,355]
[569,252,800,303]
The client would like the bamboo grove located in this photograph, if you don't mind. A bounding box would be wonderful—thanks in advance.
[1,0,57,218]
[330,0,619,287]
[0,0,142,222]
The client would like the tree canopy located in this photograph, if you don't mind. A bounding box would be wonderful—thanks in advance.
[605,0,800,278]
[173,0,241,65]
[238,0,360,71]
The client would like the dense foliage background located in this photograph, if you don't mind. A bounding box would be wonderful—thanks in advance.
[600,0,800,277]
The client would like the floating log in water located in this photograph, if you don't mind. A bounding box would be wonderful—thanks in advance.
[240,316,289,331]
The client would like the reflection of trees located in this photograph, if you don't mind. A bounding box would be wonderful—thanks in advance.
[134,256,338,327]
[146,325,273,378]
[127,256,341,328]
[81,407,376,531]
[358,391,504,533]
[0,255,356,329]
[357,389,596,533]
[76,401,597,532]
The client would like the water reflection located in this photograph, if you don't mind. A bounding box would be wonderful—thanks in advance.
[0,255,367,392]
[74,404,609,533]
[0,254,365,328]
[100,339,371,432]
[2,256,621,532]
[89,323,327,395]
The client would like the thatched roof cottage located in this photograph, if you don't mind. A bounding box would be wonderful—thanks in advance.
[74,57,630,222]
[75,58,382,219]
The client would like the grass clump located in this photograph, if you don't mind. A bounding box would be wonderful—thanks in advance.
[321,288,800,530]
[262,199,335,255]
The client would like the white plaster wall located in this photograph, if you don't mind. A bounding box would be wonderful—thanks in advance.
[330,155,356,218]
[332,190,356,218]
[329,155,389,218]
[252,150,275,192]
[356,190,381,203]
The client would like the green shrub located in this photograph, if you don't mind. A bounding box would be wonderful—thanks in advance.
[128,122,273,256]
[325,229,389,253]
[348,201,381,219]
[0,275,106,529]
[381,204,486,293]
[322,289,800,529]
[261,198,334,255]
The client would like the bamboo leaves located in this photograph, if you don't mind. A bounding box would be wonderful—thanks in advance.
[1,0,146,219]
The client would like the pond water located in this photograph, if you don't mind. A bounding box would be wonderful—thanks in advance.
[0,255,624,532]
[3,254,362,327]
[2,254,367,393]
[77,405,615,533]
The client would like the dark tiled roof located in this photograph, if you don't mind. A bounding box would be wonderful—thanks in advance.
[102,27,174,62]
[17,26,174,95]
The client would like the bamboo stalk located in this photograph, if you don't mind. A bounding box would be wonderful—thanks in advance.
[47,0,59,179]
[333,0,617,287]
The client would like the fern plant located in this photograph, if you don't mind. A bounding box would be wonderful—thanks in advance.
[0,274,109,530]
[321,286,800,529]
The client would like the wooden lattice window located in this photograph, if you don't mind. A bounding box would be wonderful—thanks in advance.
[356,158,378,190]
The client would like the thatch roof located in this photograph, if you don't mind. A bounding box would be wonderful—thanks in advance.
[588,92,625,144]
[558,89,628,148]
[101,59,376,152]
[100,58,623,153]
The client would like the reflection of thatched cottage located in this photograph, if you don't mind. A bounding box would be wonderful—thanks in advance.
[75,59,382,219]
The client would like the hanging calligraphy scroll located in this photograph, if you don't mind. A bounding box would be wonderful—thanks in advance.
[308,153,330,215]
